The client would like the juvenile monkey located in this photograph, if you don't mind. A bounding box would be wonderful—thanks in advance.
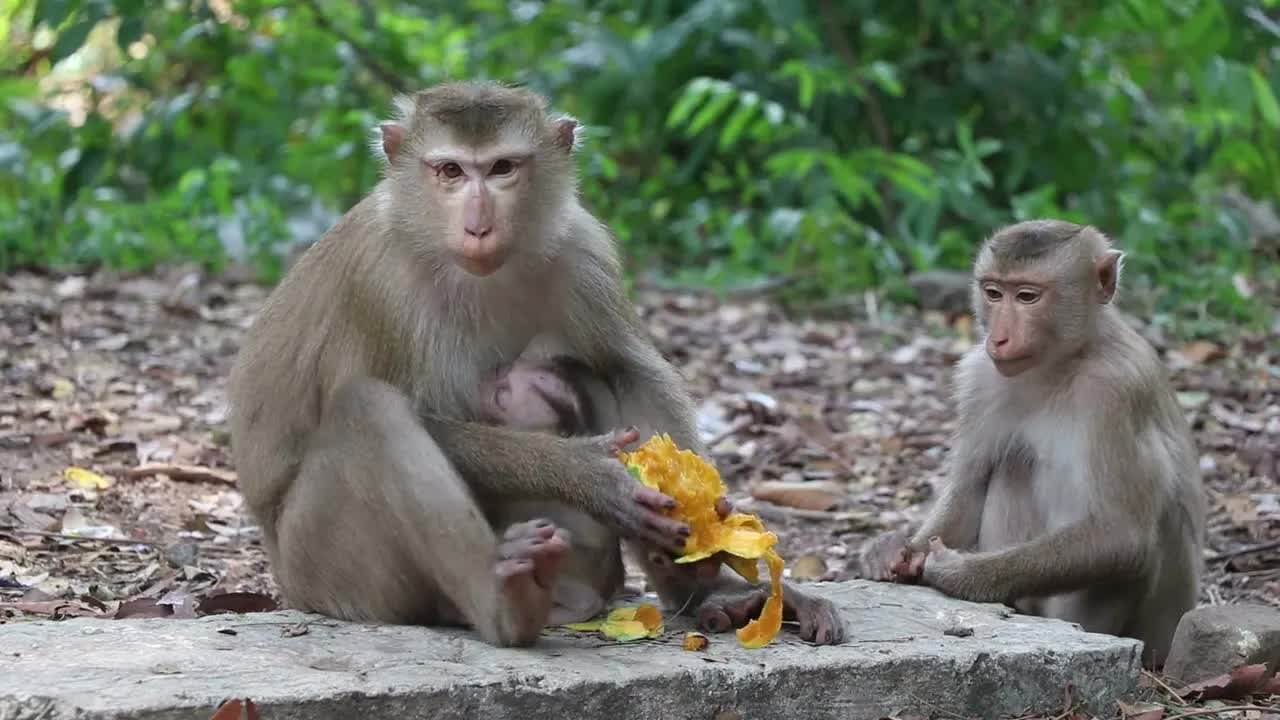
[228,81,843,647]
[858,220,1205,668]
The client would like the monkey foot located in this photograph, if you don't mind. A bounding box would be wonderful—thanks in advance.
[494,519,570,644]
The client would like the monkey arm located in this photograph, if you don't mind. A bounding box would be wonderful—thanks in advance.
[560,237,703,454]
[909,449,993,552]
[418,414,689,554]
[922,519,1151,604]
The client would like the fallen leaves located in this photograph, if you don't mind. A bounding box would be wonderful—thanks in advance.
[63,466,114,490]
[210,698,259,720]
[127,463,237,485]
[1177,663,1280,702]
[749,479,844,511]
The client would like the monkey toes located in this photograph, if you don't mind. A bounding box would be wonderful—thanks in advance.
[495,519,571,643]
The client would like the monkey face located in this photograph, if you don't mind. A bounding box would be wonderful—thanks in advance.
[420,149,530,277]
[977,276,1050,377]
[375,84,583,278]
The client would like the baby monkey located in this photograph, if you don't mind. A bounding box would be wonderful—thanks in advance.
[476,355,765,629]
[859,220,1205,668]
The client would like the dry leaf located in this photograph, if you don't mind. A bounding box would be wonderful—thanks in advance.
[114,598,173,619]
[126,463,237,485]
[1179,663,1274,701]
[1178,340,1225,365]
[749,480,843,512]
[49,377,75,400]
[683,631,710,651]
[210,698,259,720]
[64,466,114,490]
[198,591,279,616]
[1223,495,1258,526]
[788,553,828,581]
[1116,699,1165,720]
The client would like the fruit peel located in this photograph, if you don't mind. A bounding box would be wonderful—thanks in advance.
[619,433,785,647]
[565,603,664,642]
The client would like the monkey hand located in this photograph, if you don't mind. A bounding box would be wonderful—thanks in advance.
[695,584,846,645]
[857,530,926,583]
[573,428,691,554]
[918,536,967,593]
[639,497,736,581]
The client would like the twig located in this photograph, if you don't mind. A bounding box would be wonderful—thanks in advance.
[297,0,408,93]
[704,415,754,449]
[1140,669,1191,706]
[1165,705,1277,720]
[123,462,237,485]
[734,498,872,524]
[0,527,159,547]
[1206,538,1280,563]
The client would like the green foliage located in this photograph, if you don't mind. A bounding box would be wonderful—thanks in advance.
[1,0,1276,332]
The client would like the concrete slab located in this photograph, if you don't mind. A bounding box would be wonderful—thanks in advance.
[0,580,1141,720]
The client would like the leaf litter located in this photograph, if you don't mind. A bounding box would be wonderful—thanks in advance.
[0,267,1276,718]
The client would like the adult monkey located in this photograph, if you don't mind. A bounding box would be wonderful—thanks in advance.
[858,220,1204,668]
[228,81,844,647]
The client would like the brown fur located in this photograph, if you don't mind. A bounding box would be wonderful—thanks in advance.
[229,81,843,647]
[859,220,1205,668]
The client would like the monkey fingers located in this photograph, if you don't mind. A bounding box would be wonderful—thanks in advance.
[792,594,847,645]
[889,547,925,584]
[858,530,911,582]
[605,426,641,454]
[494,519,571,643]
[695,590,768,634]
[622,483,690,553]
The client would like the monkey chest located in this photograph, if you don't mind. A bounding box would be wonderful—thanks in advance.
[977,422,1091,550]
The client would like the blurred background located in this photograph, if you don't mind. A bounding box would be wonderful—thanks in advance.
[2,0,1277,336]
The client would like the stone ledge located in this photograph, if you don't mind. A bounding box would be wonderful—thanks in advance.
[0,580,1142,720]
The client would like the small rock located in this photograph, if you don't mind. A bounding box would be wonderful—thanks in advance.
[163,542,200,569]
[1164,604,1280,683]
[25,493,68,514]
[907,270,972,312]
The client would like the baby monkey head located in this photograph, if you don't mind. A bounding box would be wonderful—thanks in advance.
[374,81,582,277]
[973,220,1125,377]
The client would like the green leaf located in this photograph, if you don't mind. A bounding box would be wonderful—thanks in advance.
[718,101,758,150]
[32,0,79,29]
[686,87,737,136]
[666,80,710,129]
[51,18,96,63]
[116,16,145,50]
[1249,69,1280,129]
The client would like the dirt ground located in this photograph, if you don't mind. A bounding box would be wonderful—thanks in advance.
[1,266,1277,715]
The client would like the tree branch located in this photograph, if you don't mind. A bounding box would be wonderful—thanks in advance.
[297,0,408,94]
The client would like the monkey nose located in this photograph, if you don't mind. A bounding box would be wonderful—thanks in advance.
[465,224,492,238]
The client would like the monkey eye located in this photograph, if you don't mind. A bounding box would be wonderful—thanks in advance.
[1015,289,1041,304]
[435,162,464,179]
[489,159,516,176]
[982,285,1003,302]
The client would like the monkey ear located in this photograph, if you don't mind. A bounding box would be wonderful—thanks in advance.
[1095,249,1124,304]
[378,122,406,163]
[552,115,582,153]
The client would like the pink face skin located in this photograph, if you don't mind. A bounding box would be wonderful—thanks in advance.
[477,363,580,432]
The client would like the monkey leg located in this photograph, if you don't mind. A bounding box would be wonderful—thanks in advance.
[274,377,568,647]
[492,500,623,625]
